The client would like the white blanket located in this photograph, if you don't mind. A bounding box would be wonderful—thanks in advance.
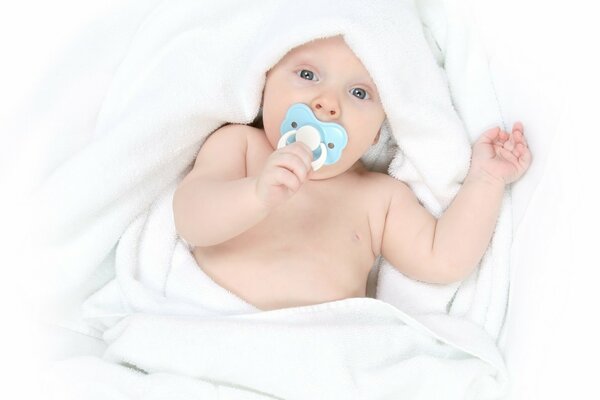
[27,0,512,398]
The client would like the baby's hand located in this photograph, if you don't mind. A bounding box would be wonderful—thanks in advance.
[255,141,314,209]
[469,121,532,185]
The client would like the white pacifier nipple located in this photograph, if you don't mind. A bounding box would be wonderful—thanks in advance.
[295,125,321,150]
[277,125,328,170]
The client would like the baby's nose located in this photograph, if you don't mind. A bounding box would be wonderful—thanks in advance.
[312,101,340,120]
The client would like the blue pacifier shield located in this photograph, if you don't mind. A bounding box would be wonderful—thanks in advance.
[279,103,348,167]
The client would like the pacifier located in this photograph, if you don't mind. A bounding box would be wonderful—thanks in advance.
[277,103,348,171]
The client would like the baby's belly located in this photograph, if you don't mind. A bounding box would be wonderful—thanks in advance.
[192,232,375,311]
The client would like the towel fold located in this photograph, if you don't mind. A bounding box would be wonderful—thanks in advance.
[25,0,512,397]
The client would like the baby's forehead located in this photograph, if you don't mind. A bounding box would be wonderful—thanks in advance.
[282,36,347,61]
[276,36,375,81]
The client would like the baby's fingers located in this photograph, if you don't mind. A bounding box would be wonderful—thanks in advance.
[273,167,302,192]
[480,126,501,143]
[496,130,510,144]
[513,142,532,169]
[512,122,529,144]
[513,129,529,148]
[512,121,524,134]
[502,131,516,151]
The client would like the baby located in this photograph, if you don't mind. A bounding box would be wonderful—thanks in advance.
[173,35,531,311]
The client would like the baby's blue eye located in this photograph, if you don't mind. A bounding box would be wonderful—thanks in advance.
[298,69,317,81]
[351,87,369,100]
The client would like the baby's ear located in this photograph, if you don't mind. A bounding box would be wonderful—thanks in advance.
[249,107,263,129]
[372,130,381,145]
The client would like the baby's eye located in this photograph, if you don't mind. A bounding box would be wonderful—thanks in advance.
[350,87,370,100]
[297,69,318,81]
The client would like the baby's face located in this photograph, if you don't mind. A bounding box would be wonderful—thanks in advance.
[262,35,386,179]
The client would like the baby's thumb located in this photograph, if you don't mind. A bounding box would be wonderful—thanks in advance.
[479,126,501,143]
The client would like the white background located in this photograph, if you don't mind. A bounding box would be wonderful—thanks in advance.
[1,0,599,398]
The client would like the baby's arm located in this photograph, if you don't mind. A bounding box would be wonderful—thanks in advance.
[434,122,531,281]
[173,124,270,247]
[380,167,505,285]
[173,124,314,247]
[432,170,505,281]
[381,122,530,284]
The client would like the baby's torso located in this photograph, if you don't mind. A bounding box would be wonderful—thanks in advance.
[192,127,390,311]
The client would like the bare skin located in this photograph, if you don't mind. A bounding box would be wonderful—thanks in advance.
[173,35,532,312]
[191,127,390,311]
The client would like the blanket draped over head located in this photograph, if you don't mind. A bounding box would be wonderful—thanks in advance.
[25,0,512,398]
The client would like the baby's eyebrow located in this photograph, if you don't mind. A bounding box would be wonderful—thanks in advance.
[356,77,377,88]
[286,48,314,62]
[340,68,378,92]
[356,78,379,95]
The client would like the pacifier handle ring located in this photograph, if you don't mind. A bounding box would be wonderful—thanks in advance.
[277,131,295,149]
[311,143,327,171]
[277,130,328,171]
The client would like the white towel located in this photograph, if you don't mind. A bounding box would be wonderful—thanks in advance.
[22,0,512,397]
[377,0,512,340]
[44,299,509,399]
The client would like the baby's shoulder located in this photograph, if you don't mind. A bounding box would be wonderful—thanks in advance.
[212,123,258,142]
[201,123,261,160]
[181,123,253,184]
[358,170,401,196]
[360,171,419,215]
[351,171,403,256]
[351,170,398,213]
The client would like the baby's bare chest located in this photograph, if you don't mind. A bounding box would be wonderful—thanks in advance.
[237,128,380,261]
[192,178,378,310]
[191,129,388,310]
[219,187,376,265]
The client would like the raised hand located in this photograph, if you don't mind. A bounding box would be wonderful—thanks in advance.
[255,141,315,209]
[469,121,532,185]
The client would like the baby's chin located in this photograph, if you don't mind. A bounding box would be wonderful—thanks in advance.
[305,166,333,181]
[308,161,360,180]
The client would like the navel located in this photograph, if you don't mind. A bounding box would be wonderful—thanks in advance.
[352,231,361,242]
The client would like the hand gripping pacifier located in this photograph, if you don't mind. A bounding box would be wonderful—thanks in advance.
[277,103,348,171]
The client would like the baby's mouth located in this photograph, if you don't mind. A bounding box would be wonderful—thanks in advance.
[278,103,348,171]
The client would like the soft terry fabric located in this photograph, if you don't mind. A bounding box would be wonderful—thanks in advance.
[27,0,511,398]
[377,0,512,339]
[44,300,507,400]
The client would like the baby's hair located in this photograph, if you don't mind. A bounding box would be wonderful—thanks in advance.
[249,107,264,129]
